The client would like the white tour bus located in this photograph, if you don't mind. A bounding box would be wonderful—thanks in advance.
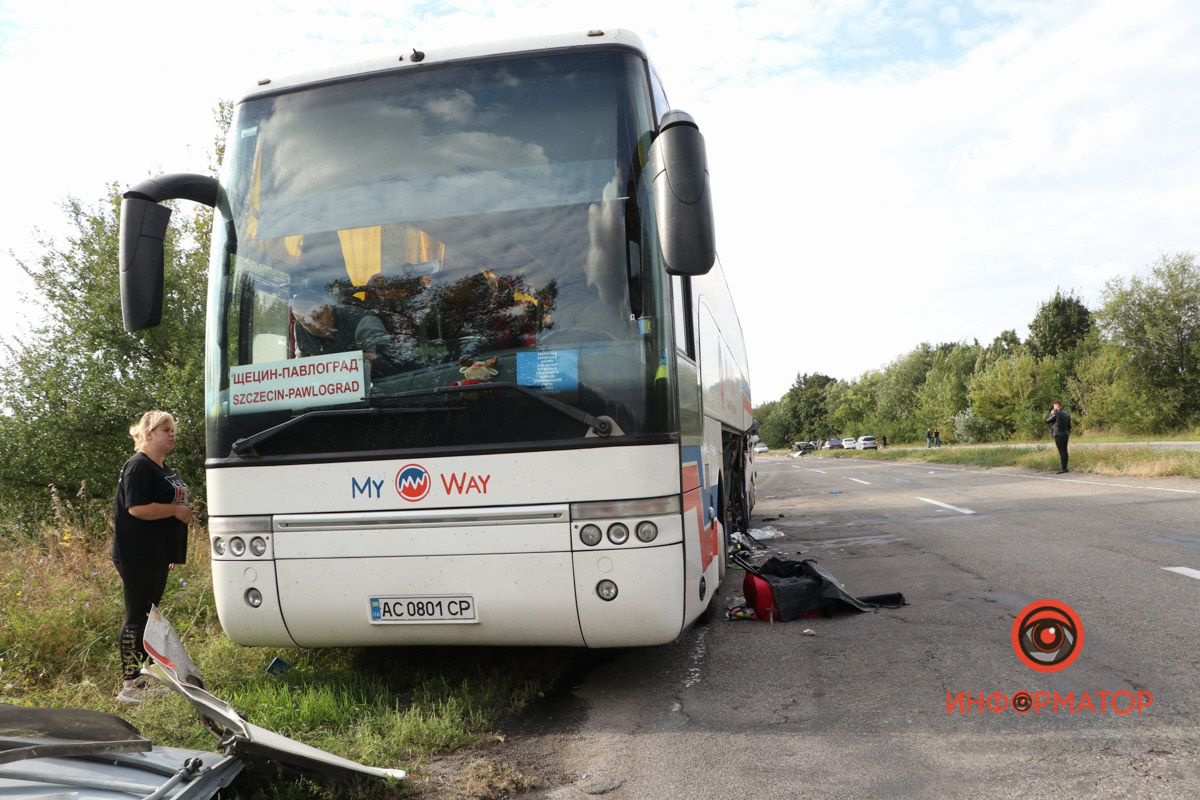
[118,30,754,648]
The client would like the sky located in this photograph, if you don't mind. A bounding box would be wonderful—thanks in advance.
[0,0,1198,404]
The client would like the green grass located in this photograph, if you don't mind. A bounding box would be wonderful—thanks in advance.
[0,520,574,798]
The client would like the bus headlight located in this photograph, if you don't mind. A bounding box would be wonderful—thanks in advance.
[250,536,267,556]
[635,521,658,542]
[607,523,630,545]
[596,580,618,601]
[230,537,246,557]
[245,588,263,608]
[212,537,226,555]
[580,524,602,546]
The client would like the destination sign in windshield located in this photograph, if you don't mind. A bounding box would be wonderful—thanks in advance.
[229,351,367,414]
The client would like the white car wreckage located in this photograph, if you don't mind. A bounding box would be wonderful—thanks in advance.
[0,607,406,799]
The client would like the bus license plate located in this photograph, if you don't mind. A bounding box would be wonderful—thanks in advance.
[369,595,477,624]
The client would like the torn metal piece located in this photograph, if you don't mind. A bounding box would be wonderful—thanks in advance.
[0,703,243,799]
[142,606,407,781]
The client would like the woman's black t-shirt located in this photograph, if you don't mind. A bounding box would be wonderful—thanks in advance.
[112,452,189,567]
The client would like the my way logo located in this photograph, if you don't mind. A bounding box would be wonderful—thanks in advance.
[352,464,492,502]
[395,464,432,502]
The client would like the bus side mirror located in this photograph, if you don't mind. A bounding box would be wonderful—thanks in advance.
[647,111,715,276]
[118,173,219,332]
[119,197,172,331]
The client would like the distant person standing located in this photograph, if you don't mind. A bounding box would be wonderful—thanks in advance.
[933,429,941,447]
[1046,401,1072,473]
[881,435,888,449]
[925,429,932,448]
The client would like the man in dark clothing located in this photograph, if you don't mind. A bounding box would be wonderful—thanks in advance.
[1047,401,1072,473]
[291,290,398,377]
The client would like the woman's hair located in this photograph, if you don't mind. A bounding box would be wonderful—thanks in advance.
[129,410,176,452]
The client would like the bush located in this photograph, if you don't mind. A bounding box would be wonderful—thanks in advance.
[953,407,998,444]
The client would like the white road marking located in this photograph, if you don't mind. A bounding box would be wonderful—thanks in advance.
[848,478,871,485]
[810,470,827,474]
[915,497,976,515]
[1163,567,1200,581]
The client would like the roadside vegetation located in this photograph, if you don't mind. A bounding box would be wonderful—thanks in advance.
[799,442,1200,479]
[0,500,572,798]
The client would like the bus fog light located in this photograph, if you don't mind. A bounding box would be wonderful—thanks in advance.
[607,523,629,545]
[213,537,226,555]
[635,521,658,542]
[250,536,267,556]
[580,524,602,546]
[245,588,263,608]
[230,537,246,557]
[596,580,619,601]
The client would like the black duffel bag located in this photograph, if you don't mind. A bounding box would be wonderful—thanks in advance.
[753,556,907,621]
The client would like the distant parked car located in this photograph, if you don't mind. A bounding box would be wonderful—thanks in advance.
[856,435,878,450]
[842,437,856,450]
[821,438,843,450]
[791,441,816,452]
[754,442,769,453]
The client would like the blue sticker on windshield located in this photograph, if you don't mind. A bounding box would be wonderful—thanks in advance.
[517,350,579,392]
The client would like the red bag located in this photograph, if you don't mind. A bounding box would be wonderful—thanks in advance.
[742,572,781,621]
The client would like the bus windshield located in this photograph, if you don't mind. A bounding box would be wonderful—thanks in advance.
[205,49,675,460]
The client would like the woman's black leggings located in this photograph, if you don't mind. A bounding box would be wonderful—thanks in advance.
[115,562,170,682]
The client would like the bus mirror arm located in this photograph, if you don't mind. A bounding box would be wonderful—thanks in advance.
[648,111,716,277]
[119,197,172,331]
[118,173,218,332]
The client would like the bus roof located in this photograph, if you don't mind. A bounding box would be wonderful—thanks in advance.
[241,29,648,101]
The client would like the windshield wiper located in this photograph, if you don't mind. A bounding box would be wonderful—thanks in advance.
[233,383,615,457]
[230,406,455,457]
[381,382,615,437]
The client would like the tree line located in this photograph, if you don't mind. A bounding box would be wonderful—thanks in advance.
[755,252,1200,448]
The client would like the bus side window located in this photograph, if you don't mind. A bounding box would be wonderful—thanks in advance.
[672,275,694,359]
[650,68,670,124]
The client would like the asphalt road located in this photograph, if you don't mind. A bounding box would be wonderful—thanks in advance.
[491,454,1200,799]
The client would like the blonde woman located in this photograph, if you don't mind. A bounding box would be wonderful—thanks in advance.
[112,411,193,703]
